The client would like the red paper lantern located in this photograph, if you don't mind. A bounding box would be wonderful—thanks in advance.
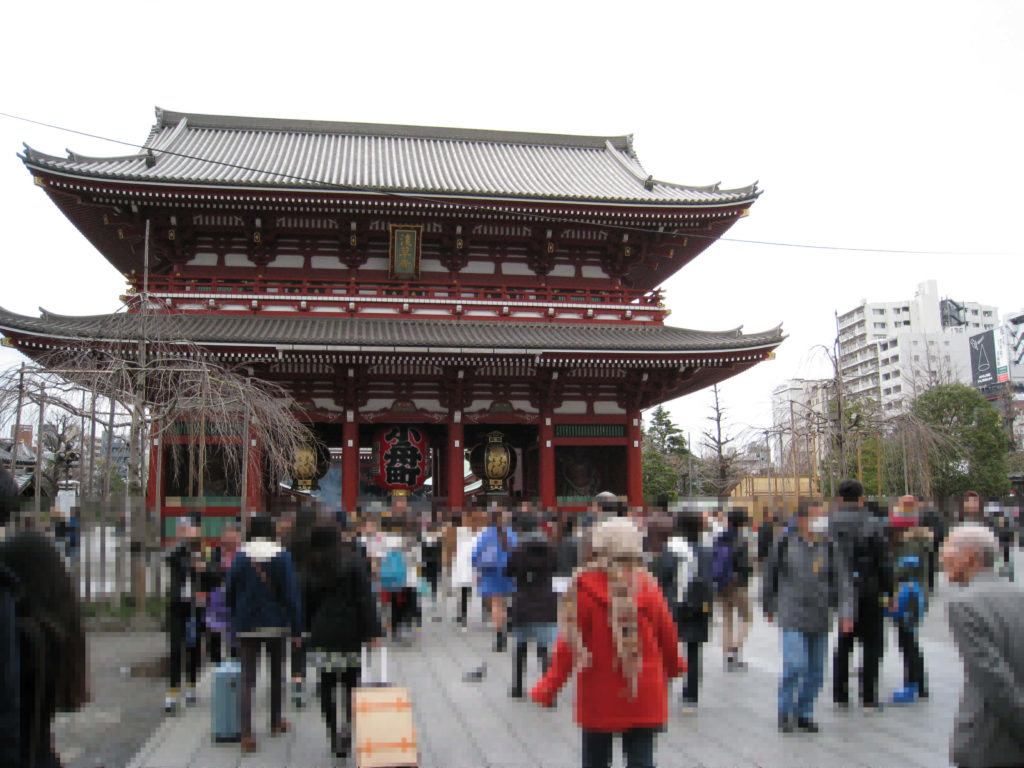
[373,425,431,493]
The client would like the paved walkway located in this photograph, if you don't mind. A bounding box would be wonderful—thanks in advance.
[125,554,1023,768]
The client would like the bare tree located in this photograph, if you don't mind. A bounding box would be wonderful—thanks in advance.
[0,310,314,508]
[700,384,743,498]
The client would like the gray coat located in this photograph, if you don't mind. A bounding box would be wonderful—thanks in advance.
[947,572,1024,768]
[761,530,853,635]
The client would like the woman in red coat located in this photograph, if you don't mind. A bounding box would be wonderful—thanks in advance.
[531,517,684,768]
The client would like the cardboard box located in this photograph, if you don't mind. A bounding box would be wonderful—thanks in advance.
[353,686,418,768]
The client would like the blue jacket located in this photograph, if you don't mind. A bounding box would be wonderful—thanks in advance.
[472,526,517,597]
[226,540,302,637]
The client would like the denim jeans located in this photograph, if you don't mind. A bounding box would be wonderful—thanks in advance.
[581,727,656,768]
[779,629,828,719]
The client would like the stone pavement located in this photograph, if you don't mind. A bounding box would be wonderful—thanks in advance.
[124,550,1023,768]
[54,632,168,768]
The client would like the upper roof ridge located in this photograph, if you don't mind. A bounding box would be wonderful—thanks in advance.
[153,107,633,151]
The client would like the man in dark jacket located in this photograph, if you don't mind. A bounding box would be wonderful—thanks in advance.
[164,519,204,712]
[0,467,19,768]
[506,511,558,699]
[656,507,714,711]
[830,479,892,711]
[715,507,753,670]
[764,499,854,733]
[227,515,302,754]
[920,503,946,592]
[758,509,778,564]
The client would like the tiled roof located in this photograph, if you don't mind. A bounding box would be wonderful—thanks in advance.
[20,108,759,206]
[0,308,782,356]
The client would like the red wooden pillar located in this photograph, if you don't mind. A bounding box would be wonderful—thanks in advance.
[626,412,643,510]
[245,437,263,514]
[539,411,556,510]
[447,415,464,516]
[342,415,359,515]
[146,429,163,540]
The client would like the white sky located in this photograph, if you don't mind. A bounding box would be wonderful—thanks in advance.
[1,0,1021,450]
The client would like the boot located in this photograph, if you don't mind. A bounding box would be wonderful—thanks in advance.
[509,643,527,698]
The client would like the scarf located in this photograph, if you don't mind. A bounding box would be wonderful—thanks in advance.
[558,555,643,699]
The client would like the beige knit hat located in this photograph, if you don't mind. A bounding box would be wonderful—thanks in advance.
[590,517,643,563]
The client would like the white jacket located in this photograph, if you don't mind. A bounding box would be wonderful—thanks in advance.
[451,527,482,588]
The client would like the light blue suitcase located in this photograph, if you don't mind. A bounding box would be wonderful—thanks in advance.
[211,661,242,742]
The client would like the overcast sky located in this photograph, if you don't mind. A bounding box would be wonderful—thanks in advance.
[1,0,1020,450]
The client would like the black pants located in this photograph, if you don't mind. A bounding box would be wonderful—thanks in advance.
[320,667,360,736]
[833,608,883,706]
[682,641,701,702]
[291,638,307,680]
[167,601,200,689]
[582,728,656,768]
[207,628,222,665]
[895,622,926,693]
[458,586,471,623]
[239,636,284,738]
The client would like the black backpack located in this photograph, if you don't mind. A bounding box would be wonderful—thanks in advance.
[850,530,888,598]
[681,554,714,618]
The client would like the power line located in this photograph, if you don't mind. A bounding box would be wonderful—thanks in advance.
[0,110,1014,258]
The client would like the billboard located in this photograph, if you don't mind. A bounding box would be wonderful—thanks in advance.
[969,330,997,386]
[970,329,1011,386]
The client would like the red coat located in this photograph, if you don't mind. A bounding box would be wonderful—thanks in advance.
[530,569,684,731]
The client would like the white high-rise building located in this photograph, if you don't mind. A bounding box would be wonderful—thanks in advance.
[837,280,999,412]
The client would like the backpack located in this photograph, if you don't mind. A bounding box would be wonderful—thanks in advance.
[711,536,735,591]
[380,549,407,591]
[771,532,838,608]
[886,571,923,629]
[894,537,930,593]
[680,552,713,618]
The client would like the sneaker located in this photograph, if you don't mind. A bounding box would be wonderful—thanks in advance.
[778,713,794,733]
[240,736,257,754]
[184,687,197,706]
[834,699,850,711]
[680,697,698,714]
[796,716,820,733]
[508,686,524,699]
[163,692,180,714]
[891,685,917,705]
[861,702,884,714]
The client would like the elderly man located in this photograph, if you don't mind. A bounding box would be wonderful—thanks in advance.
[941,523,1024,768]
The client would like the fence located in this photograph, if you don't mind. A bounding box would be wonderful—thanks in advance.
[15,496,168,612]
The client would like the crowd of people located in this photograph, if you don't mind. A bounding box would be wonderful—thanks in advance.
[0,462,1022,767]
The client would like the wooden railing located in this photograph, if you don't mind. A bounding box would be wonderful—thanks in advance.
[128,275,667,322]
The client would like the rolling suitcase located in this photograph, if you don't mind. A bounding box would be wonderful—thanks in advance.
[354,646,418,767]
[211,660,242,742]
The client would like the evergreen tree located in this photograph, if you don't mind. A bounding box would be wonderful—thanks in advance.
[913,383,1011,499]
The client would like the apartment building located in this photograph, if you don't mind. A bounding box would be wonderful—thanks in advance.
[837,280,998,412]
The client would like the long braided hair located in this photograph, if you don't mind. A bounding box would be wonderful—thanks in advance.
[558,517,644,698]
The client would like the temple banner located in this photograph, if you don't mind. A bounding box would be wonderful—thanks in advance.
[389,225,422,279]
